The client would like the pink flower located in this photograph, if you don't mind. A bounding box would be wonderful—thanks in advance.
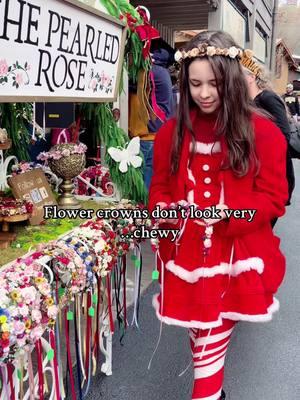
[15,73,23,85]
[19,304,29,317]
[61,149,71,157]
[0,59,8,76]
[47,305,58,319]
[13,321,25,335]
[30,325,44,340]
[51,151,62,160]
[91,79,97,90]
[31,309,42,323]
[21,286,37,304]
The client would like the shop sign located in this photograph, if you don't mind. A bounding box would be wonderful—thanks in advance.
[0,0,126,102]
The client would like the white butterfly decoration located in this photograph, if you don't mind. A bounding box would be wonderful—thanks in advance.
[107,137,143,173]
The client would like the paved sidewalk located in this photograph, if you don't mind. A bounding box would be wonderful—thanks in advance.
[85,160,300,400]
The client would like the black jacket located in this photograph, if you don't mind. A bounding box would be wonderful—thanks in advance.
[283,93,300,116]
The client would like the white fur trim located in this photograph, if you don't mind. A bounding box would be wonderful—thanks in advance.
[153,294,280,327]
[221,297,280,322]
[166,257,264,283]
[188,168,196,184]
[190,141,221,154]
[152,294,223,329]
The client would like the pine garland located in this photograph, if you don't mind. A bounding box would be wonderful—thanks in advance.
[80,103,147,204]
[0,103,32,161]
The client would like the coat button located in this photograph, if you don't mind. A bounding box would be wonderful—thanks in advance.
[202,164,210,171]
[204,177,211,184]
[204,191,211,198]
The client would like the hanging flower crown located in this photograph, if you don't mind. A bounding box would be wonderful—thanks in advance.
[174,43,243,63]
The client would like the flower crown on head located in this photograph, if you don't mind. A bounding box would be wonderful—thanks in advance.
[174,43,242,63]
[239,49,263,78]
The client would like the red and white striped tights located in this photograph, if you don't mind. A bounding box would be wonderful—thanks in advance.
[189,319,236,400]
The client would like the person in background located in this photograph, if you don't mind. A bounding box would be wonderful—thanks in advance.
[140,47,174,189]
[149,31,288,400]
[241,54,295,219]
[283,83,300,122]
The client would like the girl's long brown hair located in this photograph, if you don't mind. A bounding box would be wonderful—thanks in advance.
[171,30,258,176]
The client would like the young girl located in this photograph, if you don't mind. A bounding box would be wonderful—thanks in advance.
[149,31,288,400]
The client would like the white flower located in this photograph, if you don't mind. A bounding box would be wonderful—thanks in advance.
[174,50,183,62]
[94,237,106,252]
[228,46,239,59]
[206,46,217,57]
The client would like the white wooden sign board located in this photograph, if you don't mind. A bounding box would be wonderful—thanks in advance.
[0,0,126,102]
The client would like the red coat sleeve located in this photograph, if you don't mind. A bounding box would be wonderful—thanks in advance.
[224,116,288,236]
[148,118,176,213]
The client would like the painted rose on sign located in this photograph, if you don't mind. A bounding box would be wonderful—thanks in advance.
[0,59,30,88]
[88,69,114,94]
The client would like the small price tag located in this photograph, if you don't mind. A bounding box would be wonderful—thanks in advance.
[47,349,55,361]
[88,307,95,317]
[152,270,159,280]
[17,369,22,380]
[134,259,141,269]
[58,287,65,298]
[131,254,137,262]
[92,294,98,305]
[67,311,74,321]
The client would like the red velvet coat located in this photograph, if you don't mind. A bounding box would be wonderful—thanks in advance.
[149,112,288,329]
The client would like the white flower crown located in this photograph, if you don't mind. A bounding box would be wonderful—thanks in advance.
[174,44,242,63]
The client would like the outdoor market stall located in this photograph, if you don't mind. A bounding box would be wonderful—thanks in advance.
[0,0,159,398]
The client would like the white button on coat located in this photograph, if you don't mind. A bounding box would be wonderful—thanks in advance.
[202,164,210,171]
[204,191,211,198]
[204,177,211,184]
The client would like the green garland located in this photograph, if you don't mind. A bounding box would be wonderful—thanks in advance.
[99,0,151,82]
[0,103,32,161]
[80,103,147,204]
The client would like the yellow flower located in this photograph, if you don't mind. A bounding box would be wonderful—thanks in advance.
[103,244,110,252]
[10,290,21,301]
[25,319,31,329]
[0,315,7,324]
[45,297,54,306]
[1,323,9,332]
[35,277,44,285]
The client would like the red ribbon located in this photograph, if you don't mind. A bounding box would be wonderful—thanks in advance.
[149,70,166,123]
[7,363,15,400]
[85,291,92,377]
[49,330,61,400]
[106,275,115,334]
[122,255,127,329]
[35,339,44,400]
[65,308,76,400]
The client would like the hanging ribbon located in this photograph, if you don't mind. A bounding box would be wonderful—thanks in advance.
[64,307,77,400]
[149,70,166,123]
[35,339,44,400]
[27,352,35,400]
[49,330,61,400]
[122,255,127,329]
[7,363,15,400]
[74,300,83,400]
[106,275,115,334]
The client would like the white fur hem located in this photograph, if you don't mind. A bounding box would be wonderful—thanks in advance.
[221,297,280,322]
[152,294,280,328]
[166,257,264,283]
[152,294,223,329]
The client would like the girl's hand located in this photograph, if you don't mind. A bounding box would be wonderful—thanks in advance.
[194,204,229,226]
[156,202,179,225]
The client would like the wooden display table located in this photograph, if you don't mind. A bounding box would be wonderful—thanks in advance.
[0,213,29,249]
